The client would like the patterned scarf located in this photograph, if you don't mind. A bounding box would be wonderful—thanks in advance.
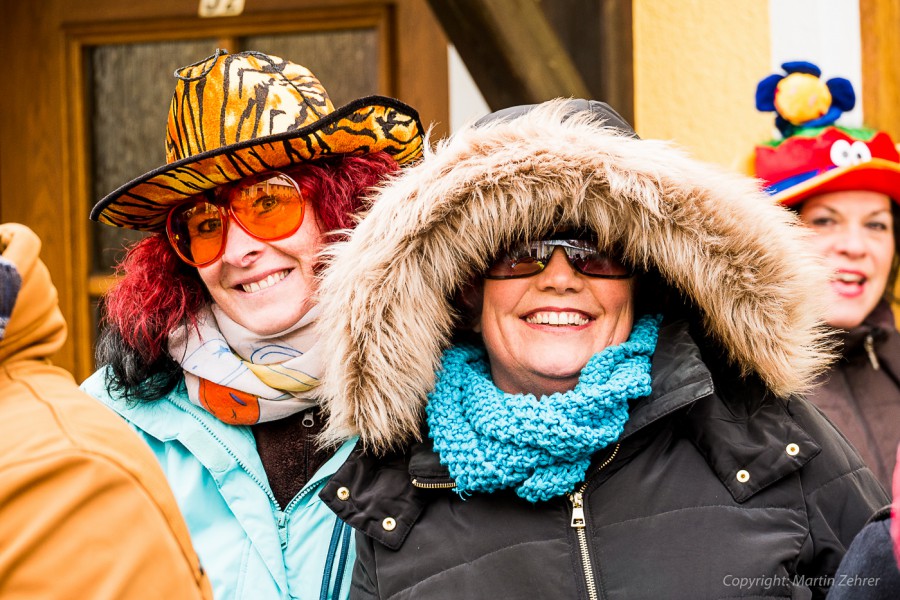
[168,303,323,425]
[426,313,661,503]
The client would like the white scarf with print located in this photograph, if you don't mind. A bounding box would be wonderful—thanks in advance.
[168,303,322,425]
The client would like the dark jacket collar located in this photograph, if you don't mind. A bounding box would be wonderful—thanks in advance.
[622,320,714,437]
[409,320,823,502]
[322,320,822,549]
[403,320,821,499]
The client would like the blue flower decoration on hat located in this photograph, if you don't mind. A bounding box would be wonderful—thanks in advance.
[756,61,856,137]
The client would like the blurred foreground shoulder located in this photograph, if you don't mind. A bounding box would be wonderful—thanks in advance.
[0,222,211,599]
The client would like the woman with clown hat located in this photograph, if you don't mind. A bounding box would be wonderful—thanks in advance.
[755,60,900,494]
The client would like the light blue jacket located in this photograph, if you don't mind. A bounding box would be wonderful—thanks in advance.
[82,369,356,600]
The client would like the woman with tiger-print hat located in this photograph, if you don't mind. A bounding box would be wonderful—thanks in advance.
[81,49,423,600]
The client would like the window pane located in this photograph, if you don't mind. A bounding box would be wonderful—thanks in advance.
[89,40,217,274]
[243,29,379,107]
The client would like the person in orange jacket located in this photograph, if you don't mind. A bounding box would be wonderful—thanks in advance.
[0,223,212,599]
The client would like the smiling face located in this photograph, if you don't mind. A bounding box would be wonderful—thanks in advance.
[197,200,324,336]
[798,190,896,330]
[476,248,635,396]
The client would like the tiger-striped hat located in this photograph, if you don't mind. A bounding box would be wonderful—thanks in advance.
[90,49,425,231]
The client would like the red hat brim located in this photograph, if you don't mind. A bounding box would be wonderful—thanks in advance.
[774,158,900,207]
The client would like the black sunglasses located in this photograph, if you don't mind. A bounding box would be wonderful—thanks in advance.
[484,239,633,279]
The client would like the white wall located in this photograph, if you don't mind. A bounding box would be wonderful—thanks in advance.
[448,44,490,133]
[450,2,866,133]
[769,0,863,126]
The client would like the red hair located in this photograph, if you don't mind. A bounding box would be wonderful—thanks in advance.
[102,152,399,365]
[103,234,208,363]
[293,151,398,234]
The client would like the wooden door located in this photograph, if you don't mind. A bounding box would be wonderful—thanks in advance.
[0,0,448,381]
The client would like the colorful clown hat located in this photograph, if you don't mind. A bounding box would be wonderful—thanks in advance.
[90,49,424,231]
[753,61,900,207]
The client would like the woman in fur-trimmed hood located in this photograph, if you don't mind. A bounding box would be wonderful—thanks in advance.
[317,99,887,600]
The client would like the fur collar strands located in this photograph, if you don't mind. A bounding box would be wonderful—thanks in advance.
[316,100,834,453]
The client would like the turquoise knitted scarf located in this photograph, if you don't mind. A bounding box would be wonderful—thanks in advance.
[426,313,661,503]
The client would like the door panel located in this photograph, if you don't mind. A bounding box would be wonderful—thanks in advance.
[0,0,448,381]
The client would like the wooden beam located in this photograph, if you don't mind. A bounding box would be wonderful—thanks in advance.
[394,0,450,140]
[860,0,900,138]
[860,0,900,314]
[426,0,591,109]
[598,0,634,124]
[541,0,634,127]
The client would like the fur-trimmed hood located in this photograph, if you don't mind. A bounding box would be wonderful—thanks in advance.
[316,100,833,453]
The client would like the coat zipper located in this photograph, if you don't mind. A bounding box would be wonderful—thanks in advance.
[569,443,620,600]
[864,334,880,370]
[411,478,457,489]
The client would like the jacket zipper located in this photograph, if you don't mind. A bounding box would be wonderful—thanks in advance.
[177,400,352,596]
[864,334,880,370]
[411,478,457,489]
[183,411,282,509]
[320,518,351,600]
[287,475,349,599]
[569,443,620,600]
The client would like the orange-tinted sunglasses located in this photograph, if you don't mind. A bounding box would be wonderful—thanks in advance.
[166,172,306,267]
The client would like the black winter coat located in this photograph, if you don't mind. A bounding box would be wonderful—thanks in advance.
[323,323,888,600]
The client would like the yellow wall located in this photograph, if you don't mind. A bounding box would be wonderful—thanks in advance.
[633,0,773,169]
